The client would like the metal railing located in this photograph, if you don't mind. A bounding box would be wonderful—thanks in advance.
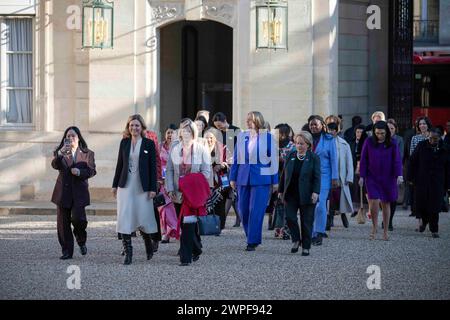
[413,19,439,43]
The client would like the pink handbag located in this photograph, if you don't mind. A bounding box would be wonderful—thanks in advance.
[158,186,180,239]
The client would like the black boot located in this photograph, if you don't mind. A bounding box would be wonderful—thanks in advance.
[122,234,132,265]
[142,232,154,260]
[325,215,332,231]
[268,213,274,230]
[341,213,349,228]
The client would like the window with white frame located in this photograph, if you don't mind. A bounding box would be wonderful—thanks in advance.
[0,17,33,127]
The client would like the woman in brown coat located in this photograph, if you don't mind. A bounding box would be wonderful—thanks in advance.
[51,126,96,260]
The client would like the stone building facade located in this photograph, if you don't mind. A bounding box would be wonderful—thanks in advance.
[0,0,389,202]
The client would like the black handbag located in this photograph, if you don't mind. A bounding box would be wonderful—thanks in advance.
[153,193,166,208]
[198,214,221,236]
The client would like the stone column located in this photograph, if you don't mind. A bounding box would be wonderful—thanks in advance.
[312,0,339,117]
[439,0,450,45]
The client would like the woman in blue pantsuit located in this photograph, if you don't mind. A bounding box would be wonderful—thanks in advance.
[309,115,339,246]
[230,111,278,251]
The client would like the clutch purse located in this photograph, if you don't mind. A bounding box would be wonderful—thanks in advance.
[153,193,166,208]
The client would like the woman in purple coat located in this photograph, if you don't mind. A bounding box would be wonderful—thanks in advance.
[359,121,403,241]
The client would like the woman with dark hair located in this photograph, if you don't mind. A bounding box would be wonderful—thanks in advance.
[51,126,96,260]
[349,124,367,217]
[410,117,432,156]
[408,128,450,238]
[195,115,208,138]
[359,121,403,241]
[308,115,339,246]
[409,117,432,223]
[112,114,158,265]
[270,123,295,238]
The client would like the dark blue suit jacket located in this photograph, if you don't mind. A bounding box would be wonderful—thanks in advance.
[230,131,279,186]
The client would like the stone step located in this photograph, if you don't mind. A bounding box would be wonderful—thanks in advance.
[0,201,238,216]
[0,201,116,216]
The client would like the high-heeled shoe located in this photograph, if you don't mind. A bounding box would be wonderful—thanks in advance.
[291,241,300,253]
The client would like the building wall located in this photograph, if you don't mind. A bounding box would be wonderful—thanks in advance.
[0,0,387,202]
[338,0,388,129]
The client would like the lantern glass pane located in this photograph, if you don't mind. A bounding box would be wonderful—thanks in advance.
[257,6,270,48]
[271,6,287,48]
[83,6,93,47]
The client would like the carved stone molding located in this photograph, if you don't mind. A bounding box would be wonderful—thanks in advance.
[203,0,236,27]
[150,2,184,26]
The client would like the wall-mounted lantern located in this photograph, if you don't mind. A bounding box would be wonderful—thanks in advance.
[82,0,114,49]
[256,0,288,50]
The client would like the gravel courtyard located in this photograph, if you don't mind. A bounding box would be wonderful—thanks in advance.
[1,209,449,300]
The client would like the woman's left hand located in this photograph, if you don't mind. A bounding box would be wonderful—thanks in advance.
[148,192,156,199]
[71,168,80,176]
[272,184,279,192]
[397,176,404,185]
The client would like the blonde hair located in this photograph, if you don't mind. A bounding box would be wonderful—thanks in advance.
[248,111,266,131]
[123,114,147,138]
[178,118,198,142]
[294,131,313,150]
[371,111,386,122]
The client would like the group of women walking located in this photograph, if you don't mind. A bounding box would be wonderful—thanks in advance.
[51,111,450,264]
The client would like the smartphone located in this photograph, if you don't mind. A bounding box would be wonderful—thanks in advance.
[64,138,71,146]
[221,175,230,188]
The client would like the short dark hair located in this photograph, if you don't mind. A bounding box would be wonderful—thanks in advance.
[274,123,294,140]
[212,112,227,123]
[430,127,443,136]
[352,116,362,126]
[165,124,177,132]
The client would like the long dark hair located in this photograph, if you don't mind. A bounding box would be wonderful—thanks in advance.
[55,126,88,153]
[371,121,392,147]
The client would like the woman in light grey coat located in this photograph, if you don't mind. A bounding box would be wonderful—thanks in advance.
[328,123,354,228]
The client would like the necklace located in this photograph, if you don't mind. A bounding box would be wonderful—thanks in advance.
[297,152,306,161]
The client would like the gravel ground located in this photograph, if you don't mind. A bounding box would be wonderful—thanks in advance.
[0,209,449,300]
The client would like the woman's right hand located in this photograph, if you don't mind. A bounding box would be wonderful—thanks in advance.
[168,191,176,202]
[112,188,117,199]
[230,181,236,190]
[358,177,364,188]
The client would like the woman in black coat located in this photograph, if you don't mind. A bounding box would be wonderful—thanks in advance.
[279,131,321,256]
[51,126,96,260]
[408,128,450,238]
[112,114,158,265]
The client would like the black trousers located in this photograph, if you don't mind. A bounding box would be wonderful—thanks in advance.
[284,199,315,250]
[215,195,227,230]
[419,210,440,233]
[57,205,87,256]
[389,201,397,226]
[179,222,202,263]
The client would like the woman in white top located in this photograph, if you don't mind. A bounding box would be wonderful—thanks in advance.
[112,114,158,265]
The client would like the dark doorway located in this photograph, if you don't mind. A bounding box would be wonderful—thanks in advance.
[159,20,233,130]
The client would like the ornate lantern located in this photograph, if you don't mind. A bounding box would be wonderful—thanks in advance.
[82,0,114,49]
[256,0,288,50]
